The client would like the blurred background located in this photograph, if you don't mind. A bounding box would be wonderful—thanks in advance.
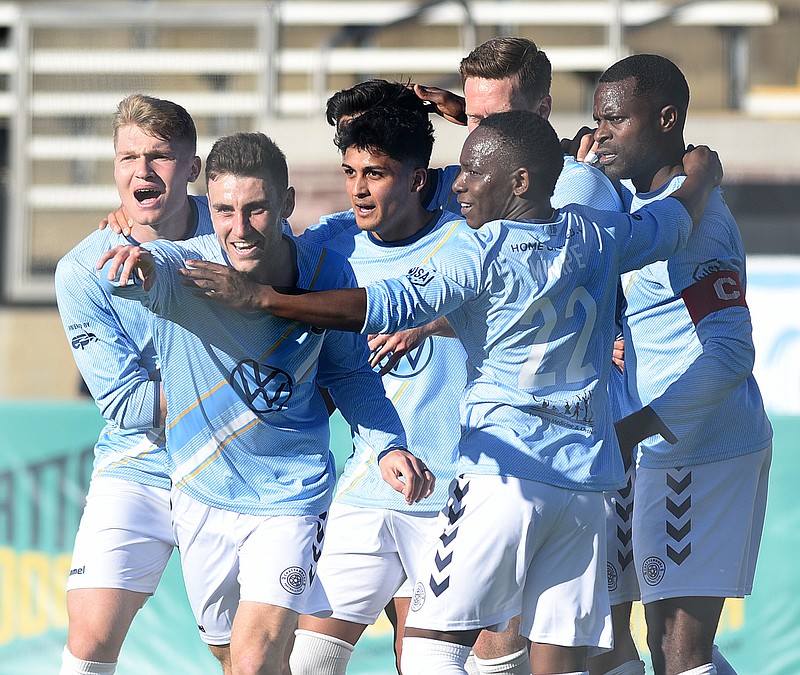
[0,1,797,673]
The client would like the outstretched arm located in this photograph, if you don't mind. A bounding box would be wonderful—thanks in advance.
[179,259,367,331]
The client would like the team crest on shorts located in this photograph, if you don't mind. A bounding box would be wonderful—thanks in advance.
[410,581,426,612]
[641,556,666,586]
[606,562,618,592]
[280,566,307,595]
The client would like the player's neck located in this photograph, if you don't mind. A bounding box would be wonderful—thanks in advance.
[372,204,435,243]
[635,141,687,194]
[130,199,194,243]
[507,198,554,223]
[253,235,297,287]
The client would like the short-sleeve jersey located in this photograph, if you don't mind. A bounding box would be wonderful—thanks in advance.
[104,235,406,516]
[364,198,692,492]
[620,178,773,468]
[427,157,623,214]
[55,195,213,489]
[302,209,468,512]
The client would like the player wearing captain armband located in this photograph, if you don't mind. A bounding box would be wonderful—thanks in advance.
[588,54,772,675]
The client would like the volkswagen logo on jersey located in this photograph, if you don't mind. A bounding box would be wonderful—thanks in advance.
[376,336,434,379]
[229,359,294,414]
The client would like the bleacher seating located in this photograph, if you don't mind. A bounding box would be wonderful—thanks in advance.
[0,0,782,302]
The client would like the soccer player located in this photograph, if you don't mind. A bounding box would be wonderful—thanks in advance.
[178,110,723,675]
[55,94,207,675]
[588,54,772,675]
[97,131,434,675]
[416,36,624,213]
[288,105,468,674]
[414,35,625,672]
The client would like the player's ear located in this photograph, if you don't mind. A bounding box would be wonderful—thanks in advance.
[410,167,427,194]
[282,186,296,219]
[659,104,679,133]
[536,94,553,120]
[511,167,529,197]
[188,156,202,183]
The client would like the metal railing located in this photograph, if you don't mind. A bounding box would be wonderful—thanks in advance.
[0,0,778,302]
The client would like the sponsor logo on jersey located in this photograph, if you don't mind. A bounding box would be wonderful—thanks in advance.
[68,565,86,576]
[641,556,666,586]
[229,360,294,414]
[378,336,434,379]
[70,331,98,350]
[691,258,725,281]
[280,566,307,595]
[407,266,434,287]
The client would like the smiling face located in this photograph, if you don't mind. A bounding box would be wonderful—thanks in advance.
[207,172,294,282]
[113,124,200,236]
[342,145,426,242]
[452,126,516,229]
[592,77,665,187]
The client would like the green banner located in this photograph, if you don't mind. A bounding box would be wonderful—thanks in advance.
[0,403,797,674]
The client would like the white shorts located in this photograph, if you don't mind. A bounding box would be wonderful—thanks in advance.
[315,501,441,624]
[633,445,771,604]
[406,475,612,652]
[172,487,331,645]
[66,476,175,594]
[604,460,640,605]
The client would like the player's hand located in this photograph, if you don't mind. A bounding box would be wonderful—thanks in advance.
[368,327,426,375]
[378,449,435,504]
[560,126,597,160]
[99,205,133,236]
[682,145,723,186]
[179,259,267,311]
[612,338,625,372]
[97,245,156,290]
[412,84,467,126]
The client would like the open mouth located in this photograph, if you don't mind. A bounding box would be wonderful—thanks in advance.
[134,188,162,204]
[230,241,259,254]
[353,202,376,216]
[597,151,616,165]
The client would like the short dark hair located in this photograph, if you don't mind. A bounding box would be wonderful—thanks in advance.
[335,105,434,168]
[599,54,690,123]
[459,37,552,105]
[478,110,563,199]
[325,79,429,127]
[113,93,197,152]
[205,132,288,192]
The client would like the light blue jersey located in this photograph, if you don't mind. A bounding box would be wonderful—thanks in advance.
[56,195,213,488]
[428,157,623,214]
[621,178,773,468]
[302,209,468,512]
[363,198,693,492]
[104,235,406,516]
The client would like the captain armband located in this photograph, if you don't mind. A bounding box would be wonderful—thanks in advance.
[681,270,747,325]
